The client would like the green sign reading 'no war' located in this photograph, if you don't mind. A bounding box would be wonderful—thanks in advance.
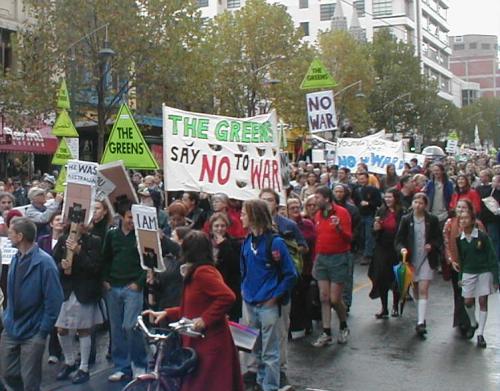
[166,115,273,143]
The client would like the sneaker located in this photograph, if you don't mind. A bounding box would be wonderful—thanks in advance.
[337,328,350,344]
[477,335,487,348]
[312,332,333,347]
[72,370,90,384]
[56,363,78,381]
[108,371,131,382]
[48,355,59,364]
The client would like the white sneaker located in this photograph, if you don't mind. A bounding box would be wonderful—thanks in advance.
[108,371,130,382]
[47,355,59,364]
[337,327,350,344]
[312,332,333,347]
[133,366,146,378]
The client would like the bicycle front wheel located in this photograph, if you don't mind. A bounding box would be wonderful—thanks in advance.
[122,377,173,391]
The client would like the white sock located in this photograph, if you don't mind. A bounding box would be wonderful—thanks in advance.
[465,304,477,327]
[417,299,427,325]
[58,332,76,366]
[79,335,92,372]
[478,311,487,336]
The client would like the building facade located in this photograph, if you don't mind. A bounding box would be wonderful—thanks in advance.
[450,34,500,98]
[0,0,30,74]
[198,0,453,101]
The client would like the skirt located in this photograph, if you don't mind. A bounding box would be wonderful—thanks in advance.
[413,258,434,282]
[461,272,495,298]
[55,292,104,329]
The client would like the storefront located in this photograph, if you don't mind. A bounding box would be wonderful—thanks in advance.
[0,126,58,179]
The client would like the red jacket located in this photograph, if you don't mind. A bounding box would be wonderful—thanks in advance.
[314,203,352,255]
[167,265,244,391]
[449,189,482,214]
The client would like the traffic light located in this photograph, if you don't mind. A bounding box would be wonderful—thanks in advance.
[409,136,416,152]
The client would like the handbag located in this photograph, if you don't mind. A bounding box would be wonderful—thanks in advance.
[482,188,499,215]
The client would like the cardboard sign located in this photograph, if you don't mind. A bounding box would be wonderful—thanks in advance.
[96,172,116,202]
[52,110,79,137]
[98,160,138,213]
[300,58,337,90]
[63,160,98,225]
[336,136,405,175]
[131,205,165,273]
[1,237,17,265]
[101,104,159,170]
[52,137,74,165]
[163,105,284,201]
[57,79,71,110]
[306,91,337,134]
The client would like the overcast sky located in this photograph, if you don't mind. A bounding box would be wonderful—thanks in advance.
[447,0,500,39]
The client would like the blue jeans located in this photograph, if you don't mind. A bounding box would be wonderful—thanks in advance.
[361,215,375,258]
[242,301,280,391]
[106,286,147,374]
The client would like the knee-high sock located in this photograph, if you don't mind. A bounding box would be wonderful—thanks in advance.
[58,332,76,366]
[417,299,427,325]
[79,335,92,372]
[478,311,487,336]
[465,304,477,327]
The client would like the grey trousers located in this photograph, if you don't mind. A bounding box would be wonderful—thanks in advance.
[0,331,46,391]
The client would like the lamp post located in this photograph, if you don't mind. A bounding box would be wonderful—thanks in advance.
[332,80,365,138]
[65,24,115,161]
[383,92,412,138]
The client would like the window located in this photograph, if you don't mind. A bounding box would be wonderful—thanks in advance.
[299,0,308,9]
[373,0,392,17]
[453,44,464,50]
[227,0,240,8]
[354,0,365,17]
[300,22,310,36]
[469,42,477,49]
[198,0,208,7]
[481,43,491,50]
[320,3,336,21]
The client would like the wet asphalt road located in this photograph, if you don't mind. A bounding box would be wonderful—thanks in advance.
[40,258,500,391]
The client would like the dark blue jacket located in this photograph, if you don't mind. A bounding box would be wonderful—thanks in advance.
[3,245,64,341]
[240,231,297,305]
[424,179,454,211]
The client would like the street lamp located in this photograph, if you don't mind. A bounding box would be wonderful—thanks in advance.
[383,92,412,137]
[65,24,115,160]
[333,80,365,99]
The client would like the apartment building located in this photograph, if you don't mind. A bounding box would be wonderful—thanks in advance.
[450,34,500,98]
[0,0,30,74]
[198,0,454,101]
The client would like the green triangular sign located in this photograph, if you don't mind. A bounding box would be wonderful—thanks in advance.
[449,131,459,141]
[52,110,79,137]
[300,58,337,90]
[54,166,67,193]
[57,79,71,110]
[101,104,159,170]
[52,138,74,165]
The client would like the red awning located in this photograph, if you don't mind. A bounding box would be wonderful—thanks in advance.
[0,126,58,155]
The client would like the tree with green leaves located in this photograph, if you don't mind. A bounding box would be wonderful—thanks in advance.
[456,97,500,145]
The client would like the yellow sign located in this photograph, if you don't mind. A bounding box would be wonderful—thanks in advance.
[57,79,71,110]
[52,138,74,165]
[300,59,337,90]
[54,166,67,193]
[52,110,79,137]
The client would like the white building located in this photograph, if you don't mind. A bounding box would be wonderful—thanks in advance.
[0,0,31,74]
[198,0,454,101]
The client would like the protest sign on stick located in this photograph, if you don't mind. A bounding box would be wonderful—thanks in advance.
[163,105,284,201]
[306,91,337,134]
[98,160,138,213]
[63,160,98,225]
[131,205,165,273]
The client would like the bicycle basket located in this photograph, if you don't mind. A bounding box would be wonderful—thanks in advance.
[161,347,198,377]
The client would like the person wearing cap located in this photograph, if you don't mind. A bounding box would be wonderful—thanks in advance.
[25,188,63,240]
[41,175,56,191]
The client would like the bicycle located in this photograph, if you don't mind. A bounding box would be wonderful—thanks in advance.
[122,316,204,391]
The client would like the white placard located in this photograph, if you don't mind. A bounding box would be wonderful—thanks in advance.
[163,105,284,201]
[306,90,337,134]
[1,237,17,265]
[66,138,80,160]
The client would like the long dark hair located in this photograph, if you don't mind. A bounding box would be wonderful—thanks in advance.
[378,187,402,217]
[455,174,471,194]
[181,230,214,281]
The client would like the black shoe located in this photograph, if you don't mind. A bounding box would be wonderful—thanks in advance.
[477,335,487,348]
[466,324,478,340]
[375,311,389,319]
[415,323,427,337]
[243,371,257,386]
[391,308,399,317]
[72,370,90,384]
[56,364,78,381]
[279,371,288,388]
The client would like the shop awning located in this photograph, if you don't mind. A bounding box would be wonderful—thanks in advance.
[0,126,58,154]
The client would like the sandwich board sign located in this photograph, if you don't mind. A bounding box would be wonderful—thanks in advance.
[101,104,159,170]
[300,59,337,90]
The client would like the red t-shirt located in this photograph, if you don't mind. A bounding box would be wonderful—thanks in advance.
[314,203,352,255]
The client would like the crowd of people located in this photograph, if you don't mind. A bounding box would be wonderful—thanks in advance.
[0,152,498,391]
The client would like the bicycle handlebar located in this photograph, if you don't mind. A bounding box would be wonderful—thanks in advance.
[137,316,205,340]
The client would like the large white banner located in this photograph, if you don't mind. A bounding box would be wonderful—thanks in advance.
[336,136,405,175]
[306,91,337,134]
[163,105,284,200]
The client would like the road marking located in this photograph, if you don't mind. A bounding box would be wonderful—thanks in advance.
[353,280,371,293]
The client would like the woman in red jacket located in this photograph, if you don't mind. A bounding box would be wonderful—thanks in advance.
[449,174,481,214]
[144,230,243,391]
